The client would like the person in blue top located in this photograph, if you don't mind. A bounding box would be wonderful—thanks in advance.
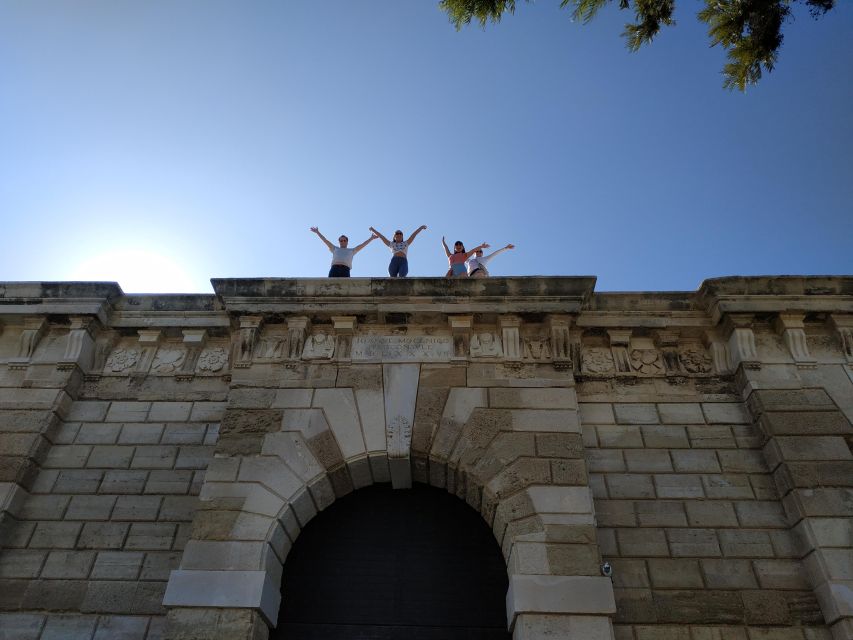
[369,225,428,277]
[310,227,378,277]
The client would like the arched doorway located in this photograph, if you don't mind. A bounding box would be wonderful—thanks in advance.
[274,483,511,639]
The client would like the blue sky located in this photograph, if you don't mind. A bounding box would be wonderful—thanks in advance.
[1,0,850,293]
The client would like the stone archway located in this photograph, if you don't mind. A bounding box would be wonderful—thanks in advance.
[274,483,510,639]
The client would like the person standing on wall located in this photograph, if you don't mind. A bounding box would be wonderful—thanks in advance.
[466,243,515,278]
[310,227,378,277]
[369,225,428,277]
[442,237,489,277]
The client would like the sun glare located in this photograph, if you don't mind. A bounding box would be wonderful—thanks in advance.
[67,250,203,293]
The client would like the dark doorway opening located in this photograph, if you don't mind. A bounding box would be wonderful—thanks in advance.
[274,483,511,639]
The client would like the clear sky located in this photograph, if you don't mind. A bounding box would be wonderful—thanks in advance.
[1,0,851,293]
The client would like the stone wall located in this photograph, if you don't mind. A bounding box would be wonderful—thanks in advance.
[0,277,850,640]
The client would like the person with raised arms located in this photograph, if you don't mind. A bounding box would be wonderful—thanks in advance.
[466,243,515,278]
[369,225,428,278]
[310,227,378,277]
[442,237,489,277]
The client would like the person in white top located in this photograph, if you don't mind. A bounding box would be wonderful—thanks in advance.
[466,244,515,278]
[369,225,427,277]
[310,227,378,277]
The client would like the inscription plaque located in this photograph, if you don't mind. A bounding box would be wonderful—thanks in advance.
[351,336,453,362]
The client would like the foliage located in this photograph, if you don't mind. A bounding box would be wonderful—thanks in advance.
[438,0,836,90]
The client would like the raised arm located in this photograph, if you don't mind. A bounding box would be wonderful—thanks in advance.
[441,236,451,258]
[406,225,427,245]
[481,244,514,263]
[464,242,490,260]
[369,227,391,247]
[353,233,379,254]
[310,227,335,252]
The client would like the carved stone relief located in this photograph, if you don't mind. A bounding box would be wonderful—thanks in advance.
[679,346,713,374]
[582,347,615,375]
[630,349,664,375]
[197,347,229,373]
[152,348,186,374]
[523,335,552,360]
[302,332,335,360]
[105,347,140,373]
[470,332,503,358]
[255,335,288,361]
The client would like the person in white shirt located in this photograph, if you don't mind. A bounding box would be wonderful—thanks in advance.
[369,225,428,277]
[466,244,515,278]
[310,227,378,277]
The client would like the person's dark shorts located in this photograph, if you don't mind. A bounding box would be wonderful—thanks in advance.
[329,264,351,277]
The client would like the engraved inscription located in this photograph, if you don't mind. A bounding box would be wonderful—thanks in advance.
[351,336,453,362]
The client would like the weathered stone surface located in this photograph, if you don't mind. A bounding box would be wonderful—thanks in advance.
[217,409,283,456]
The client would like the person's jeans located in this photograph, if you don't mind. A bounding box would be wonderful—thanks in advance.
[389,256,408,277]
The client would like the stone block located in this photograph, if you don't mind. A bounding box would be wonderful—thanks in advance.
[19,494,69,520]
[227,389,275,409]
[753,559,810,589]
[701,559,759,589]
[190,402,227,422]
[625,450,673,473]
[672,450,721,473]
[106,402,151,423]
[667,528,721,557]
[119,423,164,445]
[148,401,193,422]
[262,432,322,482]
[91,551,144,580]
[654,474,704,499]
[586,450,625,472]
[39,614,97,640]
[595,500,637,527]
[140,551,181,580]
[218,409,284,456]
[65,401,108,422]
[100,470,148,494]
[641,425,689,448]
[718,530,774,558]
[527,486,593,515]
[75,423,122,444]
[0,613,45,640]
[702,403,750,424]
[607,474,655,499]
[162,424,207,445]
[93,615,148,640]
[52,422,81,444]
[164,569,281,625]
[658,403,706,424]
[65,495,116,520]
[164,607,269,640]
[506,575,616,619]
[702,474,754,499]
[131,446,178,469]
[313,387,367,459]
[78,522,130,549]
[40,550,95,579]
[597,425,644,449]
[81,579,137,613]
[355,388,386,452]
[648,559,704,588]
[511,613,615,639]
[0,579,27,610]
[634,626,691,640]
[579,403,615,425]
[238,456,303,501]
[144,470,192,495]
[204,457,239,483]
[88,445,134,469]
[653,589,744,624]
[734,501,788,528]
[743,590,792,625]
[54,469,104,494]
[22,579,87,611]
[490,388,577,409]
[686,501,738,527]
[636,501,688,527]
[613,587,656,623]
[112,495,162,521]
[42,445,91,469]
[510,409,580,433]
[611,559,650,588]
[617,529,669,557]
[0,550,46,578]
[760,411,851,436]
[175,446,214,470]
[30,521,82,548]
[776,436,853,461]
[125,523,176,550]
[614,404,659,424]
[687,425,736,449]
[535,433,583,458]
[717,451,767,474]
[159,496,198,521]
[271,388,313,408]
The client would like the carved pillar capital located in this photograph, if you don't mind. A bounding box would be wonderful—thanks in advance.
[704,328,733,375]
[135,329,162,376]
[448,315,473,360]
[177,329,208,379]
[9,317,48,369]
[285,316,310,361]
[829,314,853,363]
[332,316,357,362]
[548,315,574,371]
[656,329,683,375]
[774,313,815,368]
[233,316,264,368]
[607,329,633,373]
[499,315,522,363]
[58,316,99,371]
[722,314,760,370]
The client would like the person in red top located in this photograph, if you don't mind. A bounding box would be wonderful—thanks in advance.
[442,237,489,277]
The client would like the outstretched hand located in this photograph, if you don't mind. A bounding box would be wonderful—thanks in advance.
[310,227,319,233]
[481,242,491,249]
[506,244,515,249]
[420,225,428,231]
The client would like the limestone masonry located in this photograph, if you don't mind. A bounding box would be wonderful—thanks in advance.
[0,276,851,640]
